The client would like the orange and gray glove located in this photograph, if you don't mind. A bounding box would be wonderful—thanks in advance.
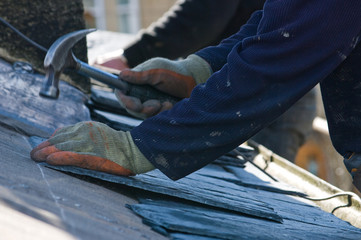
[30,121,154,176]
[116,54,212,119]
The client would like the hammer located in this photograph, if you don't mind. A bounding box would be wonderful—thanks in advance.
[40,29,180,104]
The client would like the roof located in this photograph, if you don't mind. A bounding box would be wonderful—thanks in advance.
[0,31,361,239]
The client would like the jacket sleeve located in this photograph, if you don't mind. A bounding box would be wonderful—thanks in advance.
[123,0,242,67]
[131,0,361,180]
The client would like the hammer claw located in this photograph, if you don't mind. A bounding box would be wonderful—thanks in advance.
[41,29,181,105]
[41,29,96,99]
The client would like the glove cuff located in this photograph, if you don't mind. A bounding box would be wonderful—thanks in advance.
[124,131,155,174]
[185,54,213,85]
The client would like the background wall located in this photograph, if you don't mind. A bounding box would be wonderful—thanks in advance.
[83,0,176,33]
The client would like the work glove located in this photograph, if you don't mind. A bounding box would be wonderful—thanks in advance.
[116,54,212,119]
[344,153,361,192]
[30,121,154,176]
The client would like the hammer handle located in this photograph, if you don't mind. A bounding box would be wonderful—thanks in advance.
[77,61,181,104]
[125,82,181,104]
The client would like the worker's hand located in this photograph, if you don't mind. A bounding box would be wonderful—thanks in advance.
[30,121,154,176]
[93,49,129,74]
[116,54,212,119]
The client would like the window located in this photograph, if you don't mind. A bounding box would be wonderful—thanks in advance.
[83,0,140,33]
[116,0,140,33]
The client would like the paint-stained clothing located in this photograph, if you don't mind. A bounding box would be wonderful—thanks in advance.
[131,1,361,180]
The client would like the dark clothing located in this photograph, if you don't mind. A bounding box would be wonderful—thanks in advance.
[123,0,265,68]
[125,0,315,162]
[251,88,316,161]
[320,42,361,156]
[131,1,361,180]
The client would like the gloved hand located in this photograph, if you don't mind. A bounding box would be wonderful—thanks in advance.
[344,153,361,192]
[116,54,212,119]
[30,121,154,176]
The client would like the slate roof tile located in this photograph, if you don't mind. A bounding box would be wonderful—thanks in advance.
[0,31,361,239]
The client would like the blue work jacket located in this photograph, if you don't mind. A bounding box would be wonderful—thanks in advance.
[131,1,361,180]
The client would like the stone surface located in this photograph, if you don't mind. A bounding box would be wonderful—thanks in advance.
[0,1,90,92]
[0,125,166,239]
[0,59,90,137]
[1,30,360,240]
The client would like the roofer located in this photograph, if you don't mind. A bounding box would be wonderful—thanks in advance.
[31,1,361,192]
[95,0,265,70]
[94,0,316,162]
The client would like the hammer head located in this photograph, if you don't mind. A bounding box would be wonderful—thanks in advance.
[40,28,96,99]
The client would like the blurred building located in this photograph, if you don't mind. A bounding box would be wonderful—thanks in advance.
[83,0,176,33]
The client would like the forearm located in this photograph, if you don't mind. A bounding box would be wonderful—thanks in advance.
[131,0,361,180]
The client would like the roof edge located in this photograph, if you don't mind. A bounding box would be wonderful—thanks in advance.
[247,140,361,229]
